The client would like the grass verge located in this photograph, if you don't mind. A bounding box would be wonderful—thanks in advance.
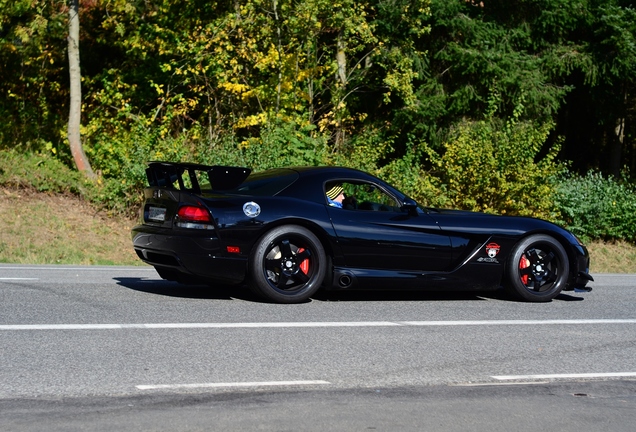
[587,240,636,274]
[0,188,139,265]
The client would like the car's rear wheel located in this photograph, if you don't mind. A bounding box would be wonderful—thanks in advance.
[248,225,327,303]
[505,234,570,302]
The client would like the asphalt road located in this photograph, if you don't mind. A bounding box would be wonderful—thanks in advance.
[1,264,635,431]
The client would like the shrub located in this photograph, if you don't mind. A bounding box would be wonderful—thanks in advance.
[430,118,565,220]
[0,149,94,197]
[554,171,636,242]
[203,121,330,170]
[377,146,449,208]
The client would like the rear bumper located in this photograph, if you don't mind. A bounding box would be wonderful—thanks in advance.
[132,225,248,284]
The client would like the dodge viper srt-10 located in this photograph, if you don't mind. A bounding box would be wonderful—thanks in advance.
[131,162,593,303]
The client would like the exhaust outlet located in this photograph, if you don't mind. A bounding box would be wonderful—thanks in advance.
[338,275,352,288]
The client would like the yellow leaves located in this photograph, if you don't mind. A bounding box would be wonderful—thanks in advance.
[238,136,261,149]
[317,111,335,133]
[220,82,249,94]
[44,142,57,155]
[252,44,282,71]
[151,82,165,95]
[235,112,267,129]
[14,25,32,44]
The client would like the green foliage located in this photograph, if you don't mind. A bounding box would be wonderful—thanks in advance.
[430,108,566,220]
[222,121,330,170]
[2,0,636,243]
[378,148,448,208]
[0,149,94,196]
[405,0,586,149]
[554,171,636,242]
[72,0,432,158]
[0,0,68,151]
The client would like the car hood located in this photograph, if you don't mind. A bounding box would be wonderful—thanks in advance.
[426,207,570,238]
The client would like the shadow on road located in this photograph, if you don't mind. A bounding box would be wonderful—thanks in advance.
[315,287,585,303]
[113,277,261,302]
[313,289,494,302]
[555,292,587,302]
[114,277,587,304]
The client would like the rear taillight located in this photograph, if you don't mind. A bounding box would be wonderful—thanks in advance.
[176,205,214,229]
[178,206,211,222]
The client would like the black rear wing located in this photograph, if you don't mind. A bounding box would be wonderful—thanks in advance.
[145,162,251,194]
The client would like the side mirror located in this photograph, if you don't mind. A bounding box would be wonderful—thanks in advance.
[402,198,418,216]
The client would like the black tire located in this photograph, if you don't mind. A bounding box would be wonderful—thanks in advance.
[505,234,570,302]
[248,225,327,303]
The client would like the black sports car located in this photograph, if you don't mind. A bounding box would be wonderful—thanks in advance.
[131,162,593,303]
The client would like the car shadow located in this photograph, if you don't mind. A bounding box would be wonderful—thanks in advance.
[313,288,587,303]
[114,277,587,304]
[312,289,492,302]
[555,292,586,302]
[113,277,262,302]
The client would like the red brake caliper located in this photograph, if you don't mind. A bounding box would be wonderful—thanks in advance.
[297,248,309,274]
[519,254,531,285]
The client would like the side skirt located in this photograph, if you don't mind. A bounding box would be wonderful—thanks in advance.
[329,264,503,292]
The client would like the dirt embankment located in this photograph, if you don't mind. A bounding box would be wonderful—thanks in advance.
[0,187,140,265]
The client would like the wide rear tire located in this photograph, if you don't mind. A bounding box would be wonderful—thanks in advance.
[505,234,570,302]
[248,225,326,303]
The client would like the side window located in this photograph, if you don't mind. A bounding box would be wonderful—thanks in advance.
[325,181,401,212]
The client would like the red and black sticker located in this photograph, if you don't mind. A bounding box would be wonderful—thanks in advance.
[477,242,501,263]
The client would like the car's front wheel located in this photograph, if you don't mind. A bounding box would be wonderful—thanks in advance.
[505,234,570,302]
[248,225,327,303]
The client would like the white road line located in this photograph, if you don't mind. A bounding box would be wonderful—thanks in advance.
[453,381,552,387]
[136,380,331,391]
[2,319,636,331]
[0,267,154,271]
[402,319,636,326]
[0,278,39,280]
[0,322,399,330]
[493,372,636,380]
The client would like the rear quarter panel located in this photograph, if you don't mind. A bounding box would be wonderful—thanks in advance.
[206,195,341,259]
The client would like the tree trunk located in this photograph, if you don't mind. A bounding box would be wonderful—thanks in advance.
[334,31,347,148]
[608,88,628,177]
[336,32,347,87]
[272,0,283,114]
[610,116,625,176]
[67,0,95,179]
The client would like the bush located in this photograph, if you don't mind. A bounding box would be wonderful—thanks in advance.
[203,121,330,169]
[430,118,565,220]
[0,149,94,197]
[554,171,636,242]
[377,145,449,208]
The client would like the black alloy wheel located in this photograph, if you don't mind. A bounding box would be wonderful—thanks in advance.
[248,225,326,303]
[505,234,570,302]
